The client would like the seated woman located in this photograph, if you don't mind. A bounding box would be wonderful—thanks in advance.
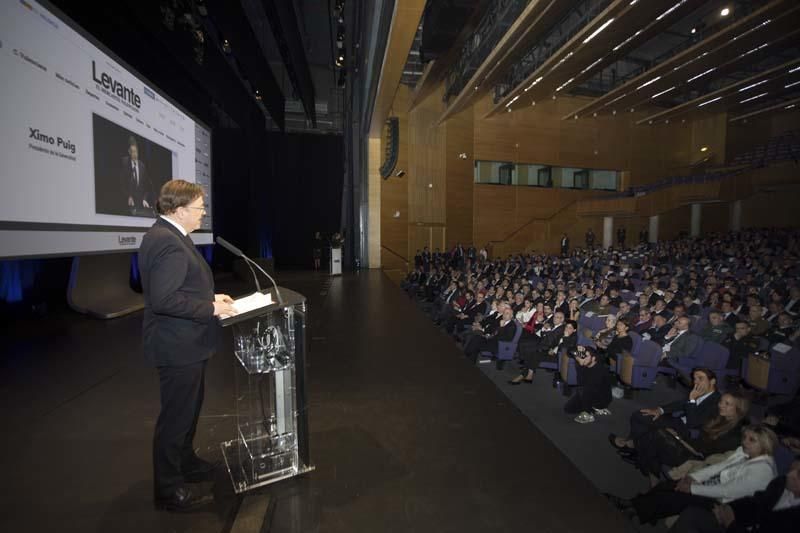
[522,300,546,337]
[567,298,581,322]
[608,425,779,526]
[603,318,633,366]
[633,393,750,479]
[564,346,613,424]
[591,314,618,351]
[515,297,534,325]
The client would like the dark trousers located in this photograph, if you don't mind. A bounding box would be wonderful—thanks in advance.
[628,410,689,442]
[465,336,498,362]
[564,386,612,414]
[670,506,725,533]
[631,480,715,524]
[153,359,207,496]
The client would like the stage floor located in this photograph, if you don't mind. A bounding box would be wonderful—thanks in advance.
[1,270,634,532]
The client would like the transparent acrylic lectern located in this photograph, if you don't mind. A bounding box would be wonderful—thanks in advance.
[219,287,313,493]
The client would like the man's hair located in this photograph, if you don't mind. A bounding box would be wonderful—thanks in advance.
[128,136,138,149]
[157,179,204,215]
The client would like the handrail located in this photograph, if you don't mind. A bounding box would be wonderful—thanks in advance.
[487,190,614,246]
[381,245,409,266]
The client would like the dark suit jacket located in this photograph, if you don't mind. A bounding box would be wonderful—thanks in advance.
[121,156,152,208]
[729,475,799,532]
[661,390,721,430]
[138,218,217,367]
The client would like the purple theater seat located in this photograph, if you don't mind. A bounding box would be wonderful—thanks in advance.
[743,344,800,395]
[619,339,661,389]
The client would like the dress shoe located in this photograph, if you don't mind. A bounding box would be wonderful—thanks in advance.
[154,487,214,512]
[608,433,627,451]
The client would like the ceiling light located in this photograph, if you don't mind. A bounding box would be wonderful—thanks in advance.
[785,80,800,89]
[651,86,676,99]
[613,30,643,52]
[637,76,661,90]
[584,18,615,44]
[720,7,730,17]
[690,27,696,34]
[786,104,796,110]
[687,68,716,83]
[525,76,544,91]
[739,92,767,104]
[698,96,723,107]
[556,77,575,92]
[789,66,800,74]
[738,79,770,92]
[580,58,604,74]
[657,1,688,22]
[700,146,708,152]
[505,95,520,107]
[612,110,617,115]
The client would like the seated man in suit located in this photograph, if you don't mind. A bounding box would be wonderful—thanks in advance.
[700,311,733,345]
[511,316,575,384]
[609,367,720,452]
[661,316,702,364]
[671,460,800,533]
[643,313,672,345]
[723,322,760,372]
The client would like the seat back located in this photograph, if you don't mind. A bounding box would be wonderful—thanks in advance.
[699,341,730,371]
[629,331,642,355]
[635,340,663,367]
[496,321,523,361]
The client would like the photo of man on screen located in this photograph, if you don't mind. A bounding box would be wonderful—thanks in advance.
[122,136,153,214]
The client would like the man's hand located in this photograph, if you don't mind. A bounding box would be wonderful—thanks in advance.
[712,504,735,528]
[689,382,706,401]
[128,196,134,207]
[143,199,150,208]
[675,476,693,493]
[640,407,661,419]
[213,294,237,317]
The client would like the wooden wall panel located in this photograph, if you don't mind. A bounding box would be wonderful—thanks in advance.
[701,202,730,234]
[408,87,447,225]
[659,205,692,241]
[444,106,474,248]
[740,189,800,228]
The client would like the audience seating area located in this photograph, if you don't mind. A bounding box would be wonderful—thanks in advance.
[401,227,800,530]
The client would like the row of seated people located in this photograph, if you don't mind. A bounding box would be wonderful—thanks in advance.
[402,227,800,530]
[606,368,800,531]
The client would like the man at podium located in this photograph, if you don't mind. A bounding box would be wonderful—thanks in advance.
[138,179,236,511]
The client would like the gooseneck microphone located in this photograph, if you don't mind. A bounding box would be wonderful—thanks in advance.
[215,236,284,305]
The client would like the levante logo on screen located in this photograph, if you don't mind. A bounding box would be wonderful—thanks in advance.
[91,60,141,109]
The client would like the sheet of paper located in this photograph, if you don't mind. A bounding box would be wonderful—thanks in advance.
[220,292,273,319]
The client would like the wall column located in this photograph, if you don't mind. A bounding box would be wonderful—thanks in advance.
[648,215,659,243]
[367,137,382,268]
[602,216,614,249]
[730,200,742,232]
[690,203,702,237]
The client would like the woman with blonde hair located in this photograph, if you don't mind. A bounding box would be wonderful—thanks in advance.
[609,425,779,525]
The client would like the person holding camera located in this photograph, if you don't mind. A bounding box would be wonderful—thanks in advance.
[565,346,614,424]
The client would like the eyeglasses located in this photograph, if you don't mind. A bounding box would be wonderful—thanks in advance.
[185,206,206,213]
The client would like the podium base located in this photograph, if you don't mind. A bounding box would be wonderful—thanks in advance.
[221,439,314,494]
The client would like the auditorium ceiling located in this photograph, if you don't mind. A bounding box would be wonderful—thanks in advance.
[408,0,800,126]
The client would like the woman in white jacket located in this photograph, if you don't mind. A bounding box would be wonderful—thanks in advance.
[609,425,779,525]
